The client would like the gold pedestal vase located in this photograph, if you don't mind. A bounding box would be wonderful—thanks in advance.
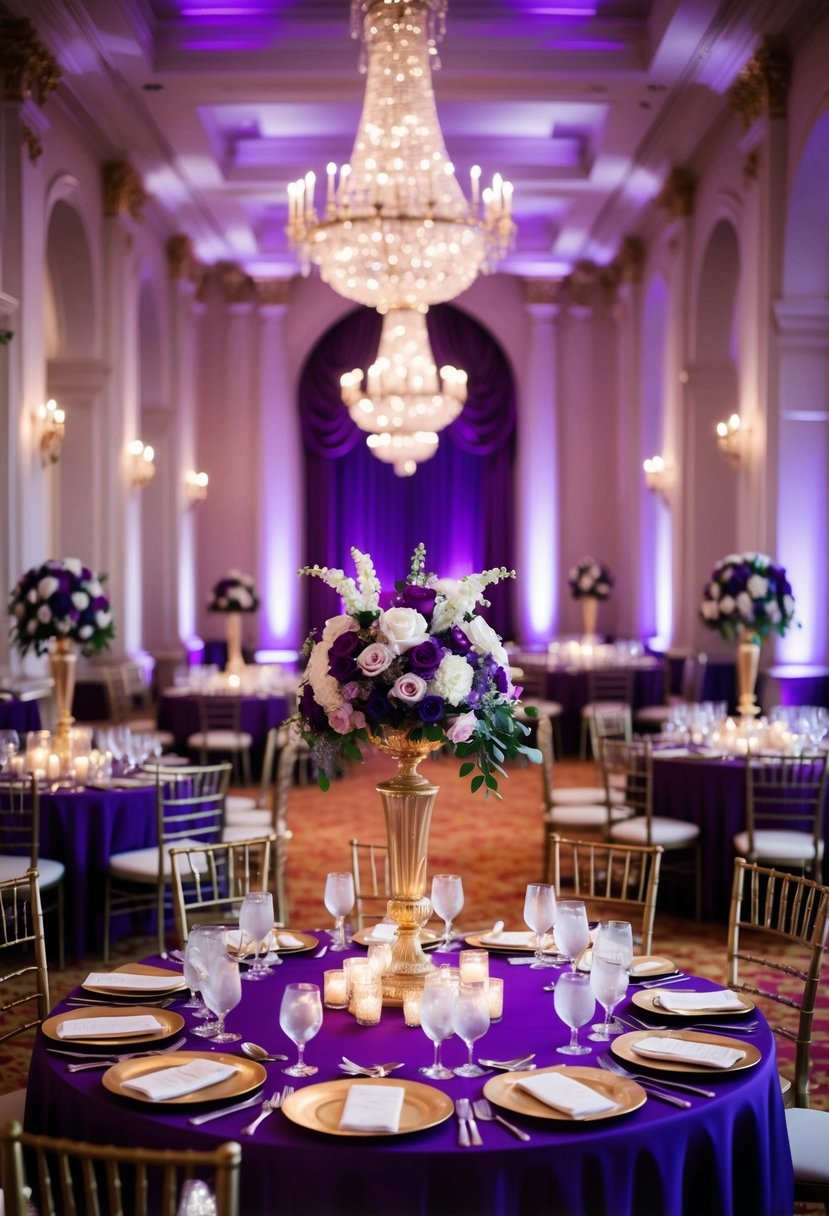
[581,596,599,641]
[736,631,761,718]
[225,611,245,675]
[372,727,444,1005]
[50,638,78,769]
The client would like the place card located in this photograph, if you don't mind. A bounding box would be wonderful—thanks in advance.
[122,1059,238,1101]
[339,1084,405,1133]
[632,1036,745,1069]
[517,1073,618,1119]
[56,1015,162,1039]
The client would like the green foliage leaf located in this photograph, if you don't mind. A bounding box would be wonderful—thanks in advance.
[470,774,485,793]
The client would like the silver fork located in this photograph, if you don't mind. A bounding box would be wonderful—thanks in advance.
[240,1085,293,1135]
[66,1036,187,1072]
[473,1097,530,1141]
[457,1097,482,1146]
[596,1055,691,1108]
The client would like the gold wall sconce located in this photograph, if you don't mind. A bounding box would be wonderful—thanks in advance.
[643,454,672,504]
[716,413,747,466]
[35,398,66,465]
[128,439,156,489]
[185,469,209,505]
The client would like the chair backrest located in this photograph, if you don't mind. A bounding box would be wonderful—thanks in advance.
[169,833,275,945]
[679,652,708,702]
[536,714,555,809]
[0,868,50,1042]
[122,661,153,712]
[157,763,231,850]
[0,1121,241,1216]
[350,839,391,930]
[600,737,653,830]
[0,775,39,867]
[549,835,663,954]
[196,694,243,734]
[586,667,634,705]
[588,704,632,757]
[727,857,829,1106]
[743,753,828,873]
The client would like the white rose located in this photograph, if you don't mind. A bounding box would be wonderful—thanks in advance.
[746,574,768,600]
[79,624,94,639]
[322,614,359,644]
[719,595,735,617]
[87,579,103,598]
[708,581,721,600]
[378,607,428,654]
[63,558,82,576]
[72,591,90,610]
[27,589,38,603]
[235,588,253,609]
[430,654,474,705]
[37,605,52,623]
[95,610,112,628]
[783,594,795,617]
[735,592,753,619]
[461,616,508,667]
[701,600,720,620]
[305,640,343,714]
[766,602,781,623]
[578,573,593,592]
[37,576,59,599]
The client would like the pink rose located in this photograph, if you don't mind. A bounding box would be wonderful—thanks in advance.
[390,674,427,704]
[327,703,366,734]
[445,711,477,743]
[356,642,394,678]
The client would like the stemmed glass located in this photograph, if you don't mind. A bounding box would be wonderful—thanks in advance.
[280,982,323,1077]
[199,947,242,1043]
[554,971,595,1055]
[588,952,630,1041]
[523,882,557,968]
[554,900,590,971]
[0,730,20,774]
[239,890,276,980]
[431,874,464,953]
[419,971,456,1080]
[593,920,633,1030]
[451,981,490,1077]
[182,924,225,1034]
[323,872,355,952]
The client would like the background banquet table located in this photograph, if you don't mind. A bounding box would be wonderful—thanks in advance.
[0,697,42,734]
[157,691,290,759]
[542,660,663,754]
[25,947,792,1216]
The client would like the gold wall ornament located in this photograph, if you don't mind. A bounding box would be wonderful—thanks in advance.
[102,161,147,221]
[657,166,696,220]
[167,233,195,279]
[566,260,600,308]
[742,150,759,189]
[217,261,254,306]
[728,37,790,131]
[522,278,561,306]
[254,278,291,308]
[21,121,42,161]
[0,13,60,105]
[616,235,645,285]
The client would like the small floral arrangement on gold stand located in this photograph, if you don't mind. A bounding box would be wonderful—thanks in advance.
[568,556,613,639]
[295,545,539,1002]
[207,570,259,674]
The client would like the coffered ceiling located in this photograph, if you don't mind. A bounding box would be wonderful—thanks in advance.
[12,0,818,281]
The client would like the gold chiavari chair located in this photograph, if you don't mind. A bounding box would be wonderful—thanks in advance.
[169,833,275,946]
[0,775,65,967]
[735,752,828,881]
[350,839,392,931]
[0,869,50,1129]
[579,667,634,759]
[187,695,253,786]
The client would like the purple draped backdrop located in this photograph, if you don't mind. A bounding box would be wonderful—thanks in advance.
[300,302,517,638]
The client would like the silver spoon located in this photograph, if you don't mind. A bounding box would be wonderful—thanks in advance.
[241,1041,289,1063]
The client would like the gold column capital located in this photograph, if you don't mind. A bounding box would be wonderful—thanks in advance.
[657,166,696,220]
[102,161,147,221]
[566,260,600,308]
[728,36,790,131]
[0,13,60,105]
[521,278,561,306]
[217,261,254,305]
[254,278,291,308]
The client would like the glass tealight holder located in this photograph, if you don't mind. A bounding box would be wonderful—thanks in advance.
[459,949,489,985]
[403,989,422,1027]
[343,958,370,1002]
[367,940,393,978]
[350,971,383,1026]
[323,969,348,1009]
[487,977,504,1022]
[25,730,51,778]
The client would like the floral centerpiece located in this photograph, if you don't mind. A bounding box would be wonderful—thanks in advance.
[295,544,539,796]
[699,552,796,642]
[7,558,114,657]
[567,557,614,601]
[206,570,259,613]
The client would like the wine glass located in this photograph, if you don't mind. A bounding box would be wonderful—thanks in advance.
[593,920,633,1028]
[323,872,355,952]
[554,900,590,971]
[0,729,19,773]
[451,981,490,1077]
[554,971,595,1055]
[588,952,629,1041]
[238,890,276,980]
[431,874,464,952]
[419,971,456,1079]
[183,924,226,1034]
[523,882,557,968]
[200,947,242,1043]
[280,982,323,1077]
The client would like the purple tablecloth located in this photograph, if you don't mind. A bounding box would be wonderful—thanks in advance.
[26,949,792,1216]
[543,663,664,753]
[0,698,42,734]
[158,693,290,755]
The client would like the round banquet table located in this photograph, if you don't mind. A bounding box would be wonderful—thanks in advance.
[542,661,664,754]
[157,692,290,756]
[25,947,793,1216]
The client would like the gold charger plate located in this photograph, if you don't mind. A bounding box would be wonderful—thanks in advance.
[611,1030,761,1074]
[351,927,440,950]
[631,989,755,1018]
[577,952,675,978]
[465,932,558,954]
[102,1052,266,1106]
[280,1077,453,1137]
[483,1066,645,1123]
[83,963,187,998]
[42,1006,184,1048]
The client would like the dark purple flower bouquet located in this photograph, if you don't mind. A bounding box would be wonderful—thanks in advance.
[295,544,539,795]
[207,570,259,613]
[567,558,614,601]
[700,552,797,642]
[7,558,115,657]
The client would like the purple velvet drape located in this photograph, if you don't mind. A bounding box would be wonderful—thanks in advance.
[300,302,516,638]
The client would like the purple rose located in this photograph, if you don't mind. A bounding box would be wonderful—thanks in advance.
[444,625,472,656]
[365,691,393,725]
[418,695,445,724]
[399,584,437,619]
[330,630,362,658]
[299,683,327,732]
[328,652,360,682]
[407,638,444,681]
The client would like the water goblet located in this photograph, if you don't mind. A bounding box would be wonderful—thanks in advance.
[183,924,226,1033]
[238,890,275,981]
[588,952,629,1041]
[593,921,633,1029]
[554,900,590,971]
[280,982,323,1077]
[523,882,557,968]
[200,948,242,1043]
[324,872,355,952]
[430,874,464,952]
[554,971,595,1055]
[0,730,20,774]
[418,972,456,1079]
[451,981,490,1077]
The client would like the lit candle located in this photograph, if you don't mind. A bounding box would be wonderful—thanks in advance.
[366,941,392,978]
[326,161,337,210]
[459,949,489,985]
[323,969,348,1009]
[487,977,504,1022]
[29,747,47,777]
[74,756,89,785]
[470,164,481,208]
[46,753,60,780]
[350,972,382,1026]
[403,989,422,1027]
[343,958,370,1001]
[9,756,25,777]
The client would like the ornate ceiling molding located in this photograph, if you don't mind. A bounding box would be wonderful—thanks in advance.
[0,12,60,106]
[102,161,147,221]
[728,37,790,131]
[657,167,696,220]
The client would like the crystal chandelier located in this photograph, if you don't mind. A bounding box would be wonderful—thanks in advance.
[366,429,440,477]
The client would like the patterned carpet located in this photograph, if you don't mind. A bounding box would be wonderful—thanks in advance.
[3,752,827,1123]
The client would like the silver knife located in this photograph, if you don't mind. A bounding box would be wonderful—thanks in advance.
[189,1094,264,1125]
[638,1085,692,1109]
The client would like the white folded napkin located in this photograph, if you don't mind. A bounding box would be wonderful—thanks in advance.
[631,958,670,975]
[483,930,535,947]
[653,747,690,758]
[517,1073,619,1119]
[365,923,398,943]
[632,1036,745,1069]
[652,990,749,1013]
[339,1084,405,1133]
[84,971,184,992]
[56,1015,163,1040]
[276,933,305,949]
[122,1058,238,1101]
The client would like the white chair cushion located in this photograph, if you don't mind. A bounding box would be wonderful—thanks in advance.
[187,730,253,751]
[610,816,700,847]
[108,839,212,882]
[552,786,625,806]
[634,706,671,724]
[786,1108,829,1183]
[225,806,272,828]
[0,855,65,887]
[733,830,823,863]
[226,794,258,814]
[545,804,609,828]
[223,823,272,843]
